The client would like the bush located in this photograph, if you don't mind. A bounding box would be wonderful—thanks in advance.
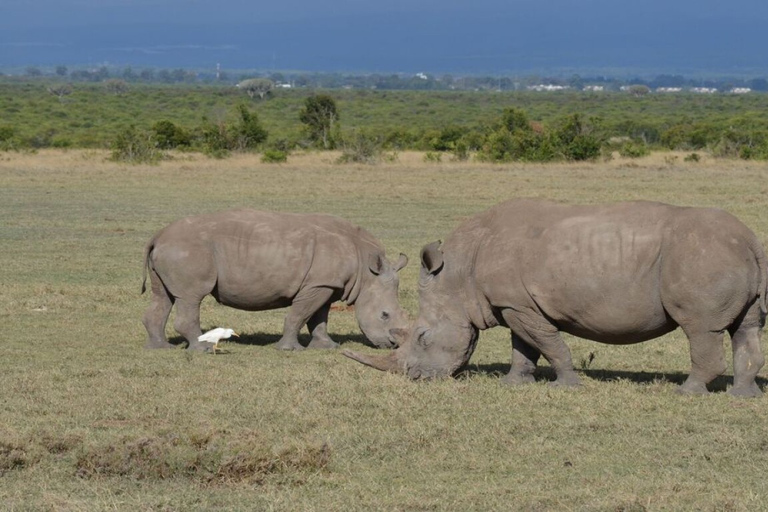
[261,149,288,163]
[338,131,393,164]
[110,126,164,164]
[0,125,15,142]
[555,114,602,161]
[684,153,701,162]
[152,120,191,149]
[199,104,268,156]
[618,140,650,158]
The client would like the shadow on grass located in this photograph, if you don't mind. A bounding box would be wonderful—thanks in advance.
[168,332,371,349]
[462,363,768,393]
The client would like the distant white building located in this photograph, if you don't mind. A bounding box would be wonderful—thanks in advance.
[583,85,604,92]
[691,87,717,94]
[729,87,752,94]
[527,84,570,92]
[415,72,428,80]
[656,87,682,93]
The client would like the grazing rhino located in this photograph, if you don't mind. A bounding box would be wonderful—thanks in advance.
[345,199,768,397]
[142,209,408,351]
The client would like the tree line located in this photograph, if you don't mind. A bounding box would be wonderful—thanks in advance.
[7,66,768,93]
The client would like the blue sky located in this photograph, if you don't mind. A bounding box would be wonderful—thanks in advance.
[3,1,768,75]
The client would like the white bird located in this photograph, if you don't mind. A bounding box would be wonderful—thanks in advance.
[198,328,239,353]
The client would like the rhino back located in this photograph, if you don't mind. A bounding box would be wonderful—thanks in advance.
[150,209,370,310]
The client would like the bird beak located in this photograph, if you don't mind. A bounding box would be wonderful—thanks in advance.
[233,332,240,337]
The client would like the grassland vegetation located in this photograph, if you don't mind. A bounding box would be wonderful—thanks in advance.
[2,150,768,509]
[3,82,768,161]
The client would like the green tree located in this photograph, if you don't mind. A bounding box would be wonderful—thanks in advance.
[299,94,339,149]
[237,78,274,100]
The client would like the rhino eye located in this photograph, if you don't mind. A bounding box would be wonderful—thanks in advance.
[380,311,390,321]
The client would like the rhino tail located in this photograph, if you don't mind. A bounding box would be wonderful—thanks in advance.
[141,239,155,295]
[751,237,768,315]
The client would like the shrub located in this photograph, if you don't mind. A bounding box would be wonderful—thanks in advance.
[338,131,392,164]
[423,151,442,163]
[684,153,701,162]
[198,104,268,156]
[451,140,470,161]
[618,140,650,158]
[233,104,268,150]
[152,120,191,149]
[0,125,16,142]
[555,114,602,161]
[110,125,164,164]
[261,149,288,163]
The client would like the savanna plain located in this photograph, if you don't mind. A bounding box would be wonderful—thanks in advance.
[2,150,768,511]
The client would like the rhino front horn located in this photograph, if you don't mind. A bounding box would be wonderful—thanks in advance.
[342,349,402,373]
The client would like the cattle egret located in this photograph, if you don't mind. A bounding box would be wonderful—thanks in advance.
[198,328,239,353]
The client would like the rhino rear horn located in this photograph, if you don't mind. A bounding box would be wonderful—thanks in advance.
[342,349,402,373]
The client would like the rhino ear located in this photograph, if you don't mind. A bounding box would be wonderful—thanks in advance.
[420,241,444,276]
[393,253,408,272]
[368,253,384,276]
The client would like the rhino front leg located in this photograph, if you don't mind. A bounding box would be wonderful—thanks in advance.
[275,287,335,351]
[307,301,339,349]
[501,334,541,385]
[501,307,581,387]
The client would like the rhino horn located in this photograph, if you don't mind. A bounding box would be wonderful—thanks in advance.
[342,349,403,373]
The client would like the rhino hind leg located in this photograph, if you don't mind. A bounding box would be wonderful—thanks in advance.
[275,287,336,351]
[143,268,176,349]
[307,302,339,349]
[501,308,581,387]
[173,298,207,351]
[677,328,727,395]
[501,334,541,385]
[728,308,765,397]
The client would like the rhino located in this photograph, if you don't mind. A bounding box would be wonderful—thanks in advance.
[142,209,409,351]
[344,199,768,397]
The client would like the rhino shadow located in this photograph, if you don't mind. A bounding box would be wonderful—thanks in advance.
[234,332,370,348]
[170,332,371,348]
[462,364,768,393]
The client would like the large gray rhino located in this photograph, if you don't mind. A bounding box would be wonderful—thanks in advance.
[344,199,768,397]
[142,209,409,351]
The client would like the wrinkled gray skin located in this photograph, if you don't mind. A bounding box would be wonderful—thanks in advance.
[345,199,768,397]
[142,209,409,351]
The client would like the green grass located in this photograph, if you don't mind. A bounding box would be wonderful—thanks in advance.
[2,150,768,510]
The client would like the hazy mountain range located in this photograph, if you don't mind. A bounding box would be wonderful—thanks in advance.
[3,0,768,77]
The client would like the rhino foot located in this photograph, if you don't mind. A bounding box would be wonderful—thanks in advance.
[501,372,536,386]
[548,372,582,388]
[728,383,763,398]
[187,341,213,353]
[145,340,176,349]
[274,337,305,351]
[675,380,710,396]
[307,337,339,350]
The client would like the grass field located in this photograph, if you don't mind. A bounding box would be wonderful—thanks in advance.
[2,150,768,511]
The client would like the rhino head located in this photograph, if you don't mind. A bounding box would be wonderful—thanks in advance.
[354,252,410,348]
[344,241,480,377]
